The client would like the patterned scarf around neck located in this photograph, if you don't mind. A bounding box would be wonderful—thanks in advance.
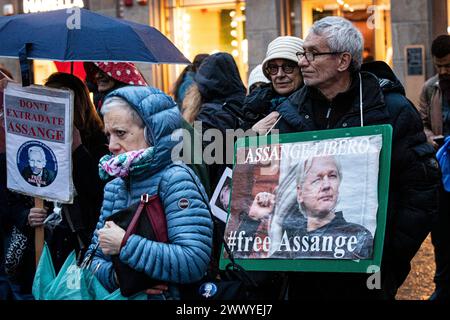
[98,147,154,181]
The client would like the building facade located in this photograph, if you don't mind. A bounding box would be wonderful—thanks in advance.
[0,0,448,104]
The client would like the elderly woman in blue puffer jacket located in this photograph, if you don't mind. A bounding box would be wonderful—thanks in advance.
[85,86,213,299]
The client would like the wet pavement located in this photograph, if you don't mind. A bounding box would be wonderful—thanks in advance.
[396,235,435,300]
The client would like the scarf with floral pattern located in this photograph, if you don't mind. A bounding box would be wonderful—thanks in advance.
[98,147,154,181]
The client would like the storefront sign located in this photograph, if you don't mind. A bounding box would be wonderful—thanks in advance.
[4,83,74,203]
[23,0,84,14]
[406,46,424,76]
[220,125,392,273]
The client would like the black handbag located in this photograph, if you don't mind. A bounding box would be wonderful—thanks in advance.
[173,165,259,300]
[106,193,168,297]
[180,241,259,300]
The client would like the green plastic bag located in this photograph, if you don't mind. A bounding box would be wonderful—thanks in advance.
[32,243,147,300]
[32,243,55,300]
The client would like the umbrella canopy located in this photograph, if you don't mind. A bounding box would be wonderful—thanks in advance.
[0,8,189,64]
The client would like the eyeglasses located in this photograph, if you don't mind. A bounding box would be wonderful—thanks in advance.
[296,51,345,62]
[265,63,298,76]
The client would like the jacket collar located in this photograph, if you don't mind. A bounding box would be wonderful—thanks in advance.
[307,71,384,111]
[280,71,385,129]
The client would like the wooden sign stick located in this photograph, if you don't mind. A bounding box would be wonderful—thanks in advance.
[34,197,44,267]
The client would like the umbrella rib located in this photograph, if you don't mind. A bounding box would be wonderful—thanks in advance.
[64,26,70,61]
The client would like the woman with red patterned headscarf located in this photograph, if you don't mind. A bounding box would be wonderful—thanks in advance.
[84,62,148,112]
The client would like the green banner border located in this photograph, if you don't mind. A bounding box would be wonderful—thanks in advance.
[219,125,393,273]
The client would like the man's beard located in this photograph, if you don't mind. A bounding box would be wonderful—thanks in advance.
[439,76,450,97]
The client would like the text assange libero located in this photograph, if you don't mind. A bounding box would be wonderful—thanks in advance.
[227,230,361,259]
[243,137,374,164]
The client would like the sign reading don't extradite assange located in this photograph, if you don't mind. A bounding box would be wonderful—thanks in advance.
[220,125,392,273]
[4,83,74,203]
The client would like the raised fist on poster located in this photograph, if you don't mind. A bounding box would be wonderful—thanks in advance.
[248,191,275,221]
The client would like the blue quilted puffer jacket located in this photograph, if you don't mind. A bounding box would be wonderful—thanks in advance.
[85,86,213,297]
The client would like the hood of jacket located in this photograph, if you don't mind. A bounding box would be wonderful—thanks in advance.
[105,86,182,177]
[194,52,246,104]
[360,61,405,95]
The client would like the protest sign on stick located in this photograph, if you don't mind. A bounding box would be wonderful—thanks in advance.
[4,83,74,264]
[34,198,44,266]
[4,83,74,201]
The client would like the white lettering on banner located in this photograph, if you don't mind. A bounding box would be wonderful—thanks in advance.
[244,137,374,164]
[244,146,280,164]
[23,0,84,14]
[227,230,360,259]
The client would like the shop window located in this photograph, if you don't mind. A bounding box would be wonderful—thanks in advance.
[33,60,58,85]
[300,0,392,66]
[167,1,248,86]
[312,9,333,22]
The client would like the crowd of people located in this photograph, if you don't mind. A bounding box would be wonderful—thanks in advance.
[0,15,448,301]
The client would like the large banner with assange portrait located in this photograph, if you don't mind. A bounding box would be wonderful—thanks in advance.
[220,125,392,273]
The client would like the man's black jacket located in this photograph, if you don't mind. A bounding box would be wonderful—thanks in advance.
[274,62,441,299]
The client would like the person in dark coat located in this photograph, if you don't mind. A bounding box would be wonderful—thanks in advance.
[241,36,304,133]
[182,52,247,191]
[1,71,35,300]
[0,154,35,300]
[172,53,209,109]
[273,16,440,299]
[27,73,109,272]
[417,35,450,301]
[181,52,246,276]
[182,53,289,300]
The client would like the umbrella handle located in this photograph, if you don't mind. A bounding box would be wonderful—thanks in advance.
[19,43,32,87]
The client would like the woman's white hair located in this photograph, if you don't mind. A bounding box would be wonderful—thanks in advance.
[101,96,144,128]
[309,16,363,71]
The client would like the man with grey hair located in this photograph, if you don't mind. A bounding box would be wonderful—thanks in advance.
[271,16,440,299]
[280,155,373,259]
[21,146,55,187]
[296,155,343,221]
[243,155,373,260]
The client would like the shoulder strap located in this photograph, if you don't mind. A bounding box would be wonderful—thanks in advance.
[63,205,85,250]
